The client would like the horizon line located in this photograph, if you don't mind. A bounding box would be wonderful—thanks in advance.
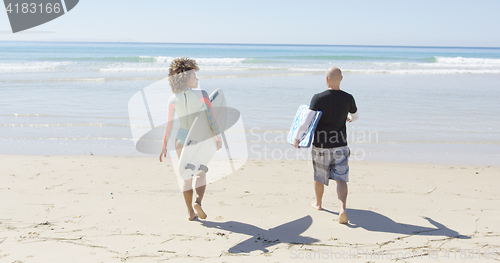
[0,39,499,49]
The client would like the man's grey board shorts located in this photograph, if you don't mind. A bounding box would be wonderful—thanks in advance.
[312,145,350,185]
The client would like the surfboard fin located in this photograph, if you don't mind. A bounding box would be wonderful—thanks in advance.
[185,163,196,171]
[199,165,209,173]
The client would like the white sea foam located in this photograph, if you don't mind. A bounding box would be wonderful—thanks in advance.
[195,58,246,64]
[0,137,134,141]
[137,56,173,63]
[5,113,129,119]
[0,123,133,127]
[99,57,247,71]
[0,62,71,71]
[344,68,500,74]
[134,56,245,64]
[10,56,499,74]
[435,56,500,65]
[155,56,172,63]
[99,66,169,72]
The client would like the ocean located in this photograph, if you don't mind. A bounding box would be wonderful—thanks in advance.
[1,41,499,165]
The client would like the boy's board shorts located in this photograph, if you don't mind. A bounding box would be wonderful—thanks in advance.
[312,145,350,185]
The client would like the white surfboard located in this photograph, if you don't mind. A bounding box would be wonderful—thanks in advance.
[287,104,322,148]
[177,89,227,180]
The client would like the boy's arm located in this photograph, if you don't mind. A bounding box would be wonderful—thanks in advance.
[162,96,176,150]
[160,97,176,162]
[162,105,175,150]
[200,91,222,143]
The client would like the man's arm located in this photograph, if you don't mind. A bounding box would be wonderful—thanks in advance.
[293,109,316,148]
[347,111,359,122]
[309,94,319,111]
[347,94,358,122]
[295,95,319,148]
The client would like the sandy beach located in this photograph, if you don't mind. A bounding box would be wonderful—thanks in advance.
[2,0,500,261]
[1,155,499,262]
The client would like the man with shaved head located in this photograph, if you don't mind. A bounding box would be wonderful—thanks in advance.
[294,67,358,224]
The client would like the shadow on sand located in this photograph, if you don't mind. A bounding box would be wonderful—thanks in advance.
[201,215,319,253]
[321,208,470,239]
[200,209,469,254]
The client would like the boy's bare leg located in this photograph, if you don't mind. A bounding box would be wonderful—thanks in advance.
[176,140,197,220]
[183,189,197,220]
[336,180,348,224]
[311,180,324,210]
[193,171,207,219]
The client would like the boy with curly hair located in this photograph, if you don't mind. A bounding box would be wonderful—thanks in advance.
[159,57,222,221]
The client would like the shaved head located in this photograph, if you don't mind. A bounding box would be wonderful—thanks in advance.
[326,67,343,89]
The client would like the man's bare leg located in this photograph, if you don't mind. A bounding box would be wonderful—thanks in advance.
[311,180,324,210]
[336,180,348,224]
[193,171,207,219]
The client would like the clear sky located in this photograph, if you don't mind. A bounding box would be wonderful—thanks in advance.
[1,0,500,47]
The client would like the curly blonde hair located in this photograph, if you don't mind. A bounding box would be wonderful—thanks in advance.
[168,57,200,93]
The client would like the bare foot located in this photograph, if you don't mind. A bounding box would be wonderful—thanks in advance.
[339,212,348,224]
[194,203,207,219]
[311,201,322,210]
[188,208,197,221]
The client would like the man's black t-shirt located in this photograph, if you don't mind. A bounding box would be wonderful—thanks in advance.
[310,90,357,148]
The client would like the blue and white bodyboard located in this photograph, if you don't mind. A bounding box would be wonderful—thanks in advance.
[287,104,322,148]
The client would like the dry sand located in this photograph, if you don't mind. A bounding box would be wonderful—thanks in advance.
[1,155,499,262]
